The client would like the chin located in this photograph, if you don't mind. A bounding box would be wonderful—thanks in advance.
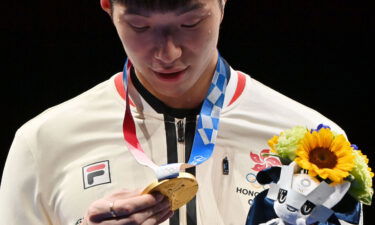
[158,89,187,98]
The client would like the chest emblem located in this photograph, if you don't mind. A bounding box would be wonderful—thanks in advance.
[82,160,111,189]
[250,149,281,172]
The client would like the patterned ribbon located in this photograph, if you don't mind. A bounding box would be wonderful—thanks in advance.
[122,53,230,180]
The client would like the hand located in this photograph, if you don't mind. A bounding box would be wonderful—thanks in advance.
[82,189,173,225]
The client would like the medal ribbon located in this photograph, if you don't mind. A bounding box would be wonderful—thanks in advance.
[122,54,229,180]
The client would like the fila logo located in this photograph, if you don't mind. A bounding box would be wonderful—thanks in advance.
[82,160,111,189]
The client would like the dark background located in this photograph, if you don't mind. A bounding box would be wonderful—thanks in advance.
[1,0,373,222]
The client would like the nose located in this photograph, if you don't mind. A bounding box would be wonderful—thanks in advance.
[154,36,182,65]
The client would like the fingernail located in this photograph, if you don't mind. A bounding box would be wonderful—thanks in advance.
[154,193,164,201]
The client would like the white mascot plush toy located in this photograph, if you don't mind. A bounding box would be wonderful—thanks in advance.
[262,162,351,225]
[246,124,373,225]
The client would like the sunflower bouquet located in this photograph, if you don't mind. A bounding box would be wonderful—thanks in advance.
[267,124,374,205]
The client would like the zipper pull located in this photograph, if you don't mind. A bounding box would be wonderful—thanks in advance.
[222,157,229,175]
[177,120,185,143]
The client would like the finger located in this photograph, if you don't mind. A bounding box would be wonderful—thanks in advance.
[113,193,165,217]
[99,198,171,225]
[87,193,164,222]
[142,208,174,225]
[124,198,170,224]
[156,210,174,224]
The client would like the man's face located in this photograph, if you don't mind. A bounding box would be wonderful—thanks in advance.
[111,0,223,100]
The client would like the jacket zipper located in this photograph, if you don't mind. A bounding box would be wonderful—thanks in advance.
[177,119,185,143]
[177,116,198,225]
[175,118,188,224]
[176,118,186,163]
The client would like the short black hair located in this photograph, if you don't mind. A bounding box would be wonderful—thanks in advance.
[110,0,223,14]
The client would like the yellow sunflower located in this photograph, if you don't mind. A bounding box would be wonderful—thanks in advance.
[295,128,355,184]
[268,135,279,153]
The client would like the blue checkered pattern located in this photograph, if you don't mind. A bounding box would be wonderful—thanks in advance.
[189,56,229,165]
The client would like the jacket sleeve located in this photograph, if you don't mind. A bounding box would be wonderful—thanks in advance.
[0,131,52,224]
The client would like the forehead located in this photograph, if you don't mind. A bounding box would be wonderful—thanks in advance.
[116,0,210,15]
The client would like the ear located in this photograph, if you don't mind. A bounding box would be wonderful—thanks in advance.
[219,0,227,22]
[100,0,111,14]
[223,0,228,10]
[256,166,282,185]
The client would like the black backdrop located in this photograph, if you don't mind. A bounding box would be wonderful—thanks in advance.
[1,0,374,222]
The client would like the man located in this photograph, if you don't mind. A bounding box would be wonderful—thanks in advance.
[0,0,358,224]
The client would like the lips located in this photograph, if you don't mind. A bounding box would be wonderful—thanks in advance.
[153,67,188,82]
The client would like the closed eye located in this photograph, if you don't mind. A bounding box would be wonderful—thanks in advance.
[181,19,203,28]
[128,23,150,32]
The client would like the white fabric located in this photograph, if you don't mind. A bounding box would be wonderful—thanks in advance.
[0,66,359,225]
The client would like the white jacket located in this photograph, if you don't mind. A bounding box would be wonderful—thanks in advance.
[0,66,348,225]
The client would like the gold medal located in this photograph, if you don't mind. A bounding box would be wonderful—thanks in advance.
[142,172,198,210]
